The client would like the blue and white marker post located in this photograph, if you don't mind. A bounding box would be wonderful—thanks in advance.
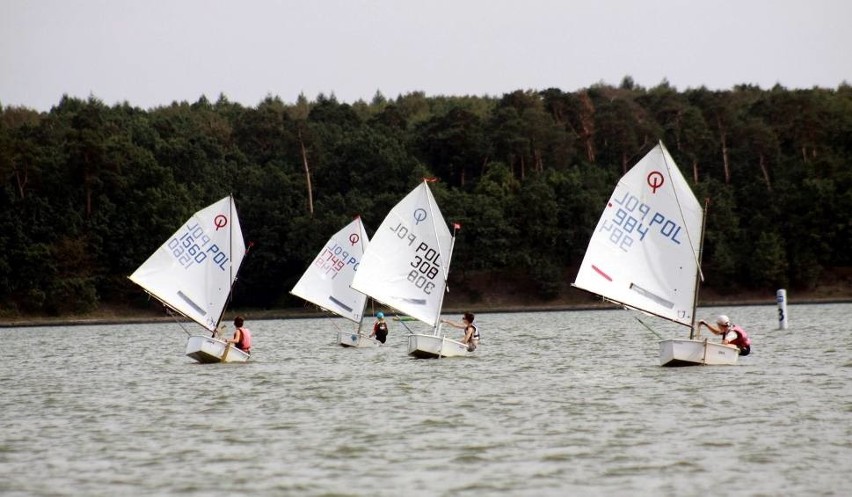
[776,289,788,330]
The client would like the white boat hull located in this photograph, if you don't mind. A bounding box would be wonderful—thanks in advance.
[659,338,739,367]
[408,334,473,359]
[337,331,381,348]
[185,335,250,364]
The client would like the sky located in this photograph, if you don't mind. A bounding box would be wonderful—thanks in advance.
[2,0,850,112]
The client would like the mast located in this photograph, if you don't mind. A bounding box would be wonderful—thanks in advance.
[421,179,458,334]
[432,224,459,335]
[354,216,369,334]
[689,198,710,339]
[658,141,704,333]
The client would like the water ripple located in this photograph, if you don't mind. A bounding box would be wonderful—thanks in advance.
[1,303,850,496]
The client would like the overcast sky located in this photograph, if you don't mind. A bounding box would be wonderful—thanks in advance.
[2,0,850,111]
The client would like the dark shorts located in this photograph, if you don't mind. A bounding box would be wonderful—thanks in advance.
[375,331,387,344]
[739,345,750,356]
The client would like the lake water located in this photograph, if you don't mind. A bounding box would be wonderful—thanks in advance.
[1,303,850,497]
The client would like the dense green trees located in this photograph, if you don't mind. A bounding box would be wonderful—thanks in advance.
[1,82,850,316]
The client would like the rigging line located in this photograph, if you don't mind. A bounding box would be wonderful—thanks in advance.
[325,312,347,334]
[302,300,360,334]
[659,141,704,283]
[165,307,193,337]
[144,291,199,336]
[635,316,663,340]
[393,312,416,335]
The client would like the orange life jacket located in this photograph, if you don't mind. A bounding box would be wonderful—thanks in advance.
[728,325,750,349]
[236,327,252,352]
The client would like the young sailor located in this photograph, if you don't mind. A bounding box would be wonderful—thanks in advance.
[226,316,252,353]
[441,312,480,352]
[370,312,389,344]
[698,315,751,356]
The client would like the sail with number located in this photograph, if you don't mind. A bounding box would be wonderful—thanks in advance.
[129,196,245,332]
[290,216,370,323]
[573,142,703,327]
[351,181,453,327]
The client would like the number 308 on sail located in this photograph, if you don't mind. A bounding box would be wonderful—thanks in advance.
[407,243,440,295]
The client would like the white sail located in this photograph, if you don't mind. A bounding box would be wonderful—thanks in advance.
[573,142,703,326]
[129,196,245,332]
[351,181,453,327]
[290,216,370,323]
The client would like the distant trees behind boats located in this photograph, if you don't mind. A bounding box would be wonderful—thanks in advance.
[1,79,850,315]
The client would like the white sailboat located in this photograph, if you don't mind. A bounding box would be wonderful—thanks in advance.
[351,180,472,358]
[572,141,739,366]
[290,216,379,348]
[129,195,250,363]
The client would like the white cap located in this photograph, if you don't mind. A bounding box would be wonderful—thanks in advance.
[715,315,730,326]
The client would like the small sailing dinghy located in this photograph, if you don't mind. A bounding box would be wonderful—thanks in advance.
[290,216,379,348]
[351,180,472,358]
[572,141,739,366]
[129,195,250,363]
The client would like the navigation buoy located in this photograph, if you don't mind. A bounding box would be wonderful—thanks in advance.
[776,289,788,330]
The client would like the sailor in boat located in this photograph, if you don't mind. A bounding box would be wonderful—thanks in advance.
[441,312,480,352]
[224,316,252,354]
[698,315,751,356]
[370,312,389,344]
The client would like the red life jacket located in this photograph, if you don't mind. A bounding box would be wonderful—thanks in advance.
[374,320,388,334]
[728,325,750,349]
[236,327,252,352]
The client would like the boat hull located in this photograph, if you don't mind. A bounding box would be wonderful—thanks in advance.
[185,335,250,364]
[659,338,739,367]
[337,331,381,348]
[407,334,473,358]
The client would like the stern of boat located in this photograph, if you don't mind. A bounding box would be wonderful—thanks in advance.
[186,335,250,363]
[337,331,380,348]
[408,334,471,358]
[659,338,739,367]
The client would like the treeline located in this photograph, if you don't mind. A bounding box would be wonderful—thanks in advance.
[1,79,851,316]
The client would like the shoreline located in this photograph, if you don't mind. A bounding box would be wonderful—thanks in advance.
[3,296,850,328]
